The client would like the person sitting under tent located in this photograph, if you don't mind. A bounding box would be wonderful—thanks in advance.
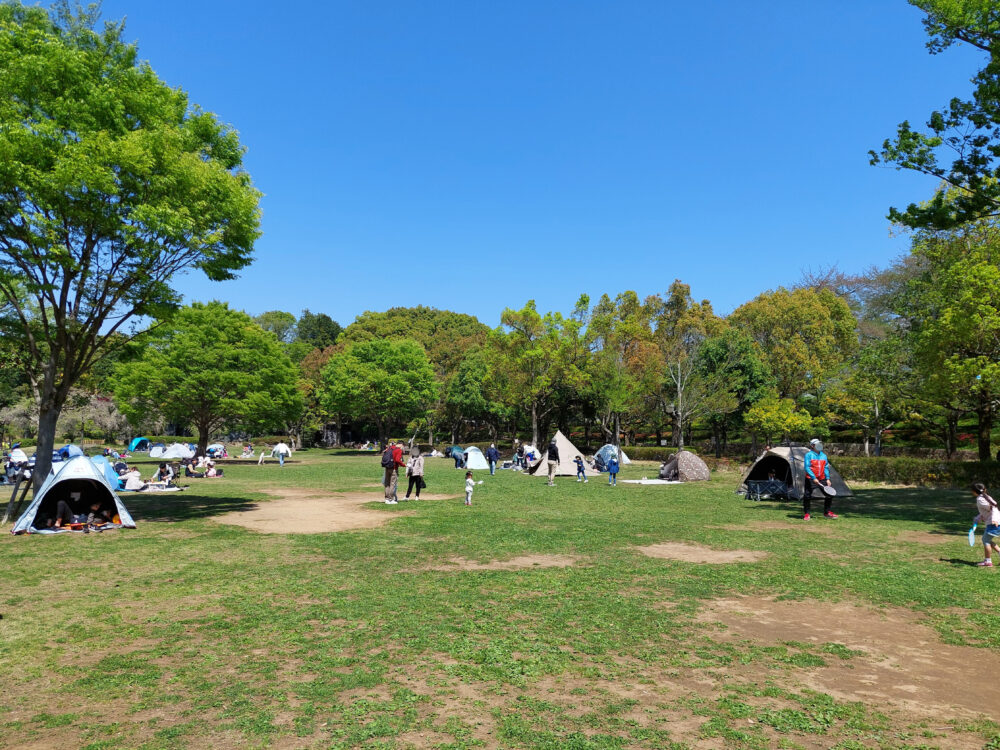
[87,502,113,527]
[50,499,76,528]
[659,458,679,481]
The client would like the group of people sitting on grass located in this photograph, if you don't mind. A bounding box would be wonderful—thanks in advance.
[40,497,118,531]
[182,455,224,479]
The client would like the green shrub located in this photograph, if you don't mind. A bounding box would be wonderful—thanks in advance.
[834,456,1000,488]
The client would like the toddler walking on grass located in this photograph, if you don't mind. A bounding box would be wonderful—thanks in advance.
[574,455,588,483]
[607,456,619,487]
[465,471,474,506]
[972,481,1000,567]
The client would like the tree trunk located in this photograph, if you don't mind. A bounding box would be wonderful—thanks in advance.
[863,431,870,457]
[946,411,959,459]
[33,407,60,489]
[197,425,210,455]
[874,428,883,457]
[977,397,993,461]
[531,402,539,447]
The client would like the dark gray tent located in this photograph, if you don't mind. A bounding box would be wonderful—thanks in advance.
[11,456,135,534]
[738,447,852,500]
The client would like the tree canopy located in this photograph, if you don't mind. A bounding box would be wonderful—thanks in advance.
[0,2,260,480]
[340,306,489,379]
[113,302,301,451]
[871,0,1000,227]
[320,338,438,444]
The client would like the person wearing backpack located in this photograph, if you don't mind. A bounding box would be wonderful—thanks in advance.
[382,442,401,504]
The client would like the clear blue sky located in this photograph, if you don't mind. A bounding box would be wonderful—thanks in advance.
[98,0,982,326]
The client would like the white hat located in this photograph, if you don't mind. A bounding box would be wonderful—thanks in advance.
[808,438,820,446]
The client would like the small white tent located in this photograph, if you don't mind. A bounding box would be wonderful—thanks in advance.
[11,455,136,534]
[162,444,195,460]
[149,445,165,458]
[529,431,600,477]
[464,446,490,470]
[594,444,631,470]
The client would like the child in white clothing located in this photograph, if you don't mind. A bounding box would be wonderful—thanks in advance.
[465,471,474,506]
[973,481,1000,567]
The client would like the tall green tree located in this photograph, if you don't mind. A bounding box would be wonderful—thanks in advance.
[113,303,301,452]
[320,338,438,445]
[871,0,1000,227]
[585,291,658,456]
[254,311,297,344]
[696,329,774,456]
[0,3,260,481]
[730,287,856,401]
[340,306,489,379]
[892,215,1000,459]
[485,299,588,447]
[823,339,909,456]
[297,310,342,350]
[443,348,508,443]
[651,281,725,449]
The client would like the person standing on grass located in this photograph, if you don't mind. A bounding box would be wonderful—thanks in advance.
[404,446,424,501]
[607,455,619,487]
[803,438,836,520]
[273,441,291,468]
[972,482,1000,567]
[574,455,588,483]
[545,437,560,486]
[486,443,500,475]
[465,471,475,506]
[382,441,401,504]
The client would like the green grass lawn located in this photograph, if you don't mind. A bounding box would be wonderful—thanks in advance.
[1,450,998,749]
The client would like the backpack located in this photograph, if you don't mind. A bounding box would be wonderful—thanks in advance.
[381,448,395,468]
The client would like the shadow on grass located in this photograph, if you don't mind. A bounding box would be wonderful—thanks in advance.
[761,486,972,533]
[124,492,261,523]
[938,558,983,567]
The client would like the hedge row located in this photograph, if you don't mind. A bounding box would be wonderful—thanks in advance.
[833,457,1000,488]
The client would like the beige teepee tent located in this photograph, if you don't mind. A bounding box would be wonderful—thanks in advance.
[528,430,600,477]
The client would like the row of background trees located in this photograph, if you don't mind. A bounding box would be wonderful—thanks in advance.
[4,229,996,462]
[1,0,999,484]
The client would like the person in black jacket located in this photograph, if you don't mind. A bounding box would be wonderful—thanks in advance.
[546,437,560,486]
[485,443,501,475]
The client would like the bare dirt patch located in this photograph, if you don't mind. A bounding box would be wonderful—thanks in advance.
[213,489,413,534]
[896,530,957,546]
[414,554,580,572]
[700,596,1000,716]
[740,520,837,534]
[636,542,768,564]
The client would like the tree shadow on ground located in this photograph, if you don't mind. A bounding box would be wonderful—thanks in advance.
[125,492,261,523]
[765,486,972,534]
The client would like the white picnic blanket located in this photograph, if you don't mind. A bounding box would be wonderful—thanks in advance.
[619,479,683,485]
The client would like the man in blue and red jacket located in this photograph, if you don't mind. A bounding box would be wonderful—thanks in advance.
[803,439,837,521]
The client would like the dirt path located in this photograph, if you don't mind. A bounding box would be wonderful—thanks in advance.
[701,596,1000,716]
[212,488,461,534]
[636,541,768,563]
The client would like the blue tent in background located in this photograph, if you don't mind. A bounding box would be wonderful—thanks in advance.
[91,455,123,490]
[58,444,85,460]
[128,437,151,452]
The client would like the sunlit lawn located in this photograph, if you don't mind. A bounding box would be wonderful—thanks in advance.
[1,449,997,749]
